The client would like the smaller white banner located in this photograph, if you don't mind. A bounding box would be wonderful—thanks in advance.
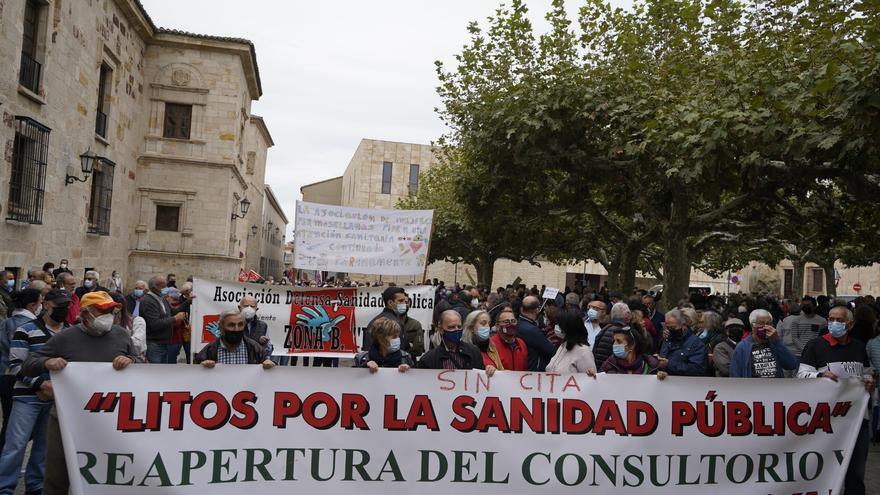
[293,200,434,276]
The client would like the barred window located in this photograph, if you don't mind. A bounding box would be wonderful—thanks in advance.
[163,103,192,140]
[87,158,114,235]
[7,116,49,224]
[19,0,42,93]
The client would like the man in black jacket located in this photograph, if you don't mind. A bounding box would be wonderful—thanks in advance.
[194,310,274,368]
[362,287,410,352]
[517,296,556,371]
[140,275,189,363]
[417,310,494,374]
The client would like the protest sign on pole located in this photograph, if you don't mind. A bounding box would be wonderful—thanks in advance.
[54,364,868,495]
[191,278,435,357]
[293,200,434,276]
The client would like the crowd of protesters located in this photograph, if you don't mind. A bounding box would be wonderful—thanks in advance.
[0,262,876,494]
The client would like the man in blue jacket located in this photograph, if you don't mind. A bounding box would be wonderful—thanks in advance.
[731,309,798,378]
[658,309,707,376]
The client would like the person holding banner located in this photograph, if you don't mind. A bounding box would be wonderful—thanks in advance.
[194,310,274,369]
[353,317,414,372]
[798,305,875,495]
[417,310,494,375]
[546,308,597,376]
[20,291,139,495]
[599,325,666,378]
[484,308,528,371]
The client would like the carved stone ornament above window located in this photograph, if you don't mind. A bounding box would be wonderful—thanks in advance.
[171,69,191,87]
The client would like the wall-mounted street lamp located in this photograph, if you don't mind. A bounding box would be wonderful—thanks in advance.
[65,149,97,185]
[230,197,251,220]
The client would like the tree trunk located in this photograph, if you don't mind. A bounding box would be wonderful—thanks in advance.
[473,256,496,287]
[659,196,691,312]
[604,258,622,292]
[618,242,641,296]
[661,236,691,311]
[819,259,837,297]
[791,259,805,299]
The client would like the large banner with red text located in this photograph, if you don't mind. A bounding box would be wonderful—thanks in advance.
[191,278,434,357]
[53,363,868,495]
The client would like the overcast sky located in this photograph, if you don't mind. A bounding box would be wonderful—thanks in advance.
[140,0,630,236]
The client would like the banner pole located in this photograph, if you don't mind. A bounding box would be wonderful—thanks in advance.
[421,210,436,283]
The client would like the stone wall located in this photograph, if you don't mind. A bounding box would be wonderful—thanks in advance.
[0,0,148,280]
[301,176,342,206]
[341,139,436,209]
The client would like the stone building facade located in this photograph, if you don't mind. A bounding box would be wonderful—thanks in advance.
[258,185,288,280]
[300,176,341,206]
[0,0,286,287]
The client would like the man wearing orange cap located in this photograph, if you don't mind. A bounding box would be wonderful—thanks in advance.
[21,291,140,495]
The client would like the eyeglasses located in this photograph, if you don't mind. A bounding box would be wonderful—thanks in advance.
[587,306,604,311]
[497,319,517,325]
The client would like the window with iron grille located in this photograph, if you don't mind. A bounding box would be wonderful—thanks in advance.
[163,103,192,139]
[95,63,111,138]
[7,117,49,224]
[381,161,392,194]
[87,158,114,235]
[409,163,420,194]
[19,0,42,93]
[155,205,180,232]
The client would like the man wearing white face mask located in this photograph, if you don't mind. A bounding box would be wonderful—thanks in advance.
[362,287,410,353]
[798,305,875,495]
[74,271,107,299]
[21,290,139,495]
[239,295,271,355]
[582,300,607,348]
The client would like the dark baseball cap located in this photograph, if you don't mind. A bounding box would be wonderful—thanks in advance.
[44,289,71,304]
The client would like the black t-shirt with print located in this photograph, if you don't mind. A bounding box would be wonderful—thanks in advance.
[800,336,870,376]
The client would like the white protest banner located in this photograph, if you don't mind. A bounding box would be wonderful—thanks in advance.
[191,278,435,357]
[293,200,434,276]
[53,365,868,494]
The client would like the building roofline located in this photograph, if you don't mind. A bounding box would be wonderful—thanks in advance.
[264,185,289,224]
[300,176,343,193]
[250,116,274,147]
[118,0,263,99]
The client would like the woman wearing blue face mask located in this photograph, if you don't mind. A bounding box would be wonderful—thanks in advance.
[354,317,414,373]
[599,327,666,379]
[463,310,516,370]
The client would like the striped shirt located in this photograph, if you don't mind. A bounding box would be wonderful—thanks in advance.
[9,317,68,396]
[216,343,249,364]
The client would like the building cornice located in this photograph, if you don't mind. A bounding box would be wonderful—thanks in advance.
[137,154,249,190]
[264,185,289,224]
[250,116,274,147]
[116,0,262,99]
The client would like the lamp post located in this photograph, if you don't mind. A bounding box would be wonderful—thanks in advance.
[65,149,97,185]
[230,197,251,220]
